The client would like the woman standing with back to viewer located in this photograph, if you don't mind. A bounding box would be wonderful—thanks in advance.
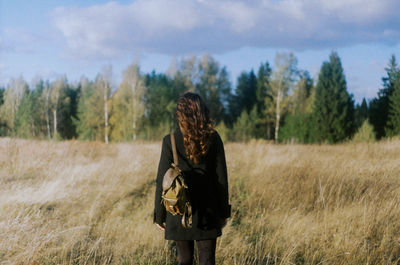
[153,92,231,265]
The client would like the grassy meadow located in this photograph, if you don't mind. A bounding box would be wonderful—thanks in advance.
[1,137,400,264]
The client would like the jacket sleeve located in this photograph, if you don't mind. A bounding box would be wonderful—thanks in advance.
[215,132,231,219]
[153,135,172,225]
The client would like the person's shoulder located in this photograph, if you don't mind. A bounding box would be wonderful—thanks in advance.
[161,133,171,147]
[211,129,223,145]
[162,131,179,146]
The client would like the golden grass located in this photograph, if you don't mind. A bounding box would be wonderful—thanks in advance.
[1,137,400,264]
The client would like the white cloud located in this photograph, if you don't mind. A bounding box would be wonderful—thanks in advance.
[133,0,203,31]
[1,28,49,54]
[318,0,393,24]
[50,0,400,59]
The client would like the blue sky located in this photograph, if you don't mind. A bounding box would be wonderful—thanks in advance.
[1,0,399,103]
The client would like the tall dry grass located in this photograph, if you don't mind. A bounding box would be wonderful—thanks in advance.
[0,137,400,264]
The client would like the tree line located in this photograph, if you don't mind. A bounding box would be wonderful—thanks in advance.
[0,52,399,143]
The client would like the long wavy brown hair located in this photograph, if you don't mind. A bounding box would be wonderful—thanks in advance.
[176,92,215,164]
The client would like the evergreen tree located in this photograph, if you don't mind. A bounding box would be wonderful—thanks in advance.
[215,66,232,123]
[143,71,175,131]
[0,87,5,135]
[256,62,272,115]
[58,84,79,139]
[256,61,273,139]
[386,66,400,136]
[0,87,4,105]
[354,98,368,129]
[312,52,355,143]
[74,77,105,141]
[279,112,313,143]
[235,70,257,114]
[369,55,398,139]
[15,92,36,138]
[15,80,48,138]
[228,71,255,124]
[31,80,48,138]
[232,106,259,142]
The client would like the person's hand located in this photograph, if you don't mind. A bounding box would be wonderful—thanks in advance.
[219,218,227,229]
[156,223,165,231]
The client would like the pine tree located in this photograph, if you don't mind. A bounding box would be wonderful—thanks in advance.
[15,81,49,139]
[232,106,259,142]
[57,84,79,139]
[256,62,272,115]
[354,98,368,129]
[256,61,273,139]
[228,70,257,124]
[74,77,105,141]
[31,80,48,138]
[0,87,4,105]
[0,87,6,135]
[237,70,257,114]
[312,52,355,143]
[215,66,232,124]
[143,71,175,133]
[279,112,313,143]
[15,92,35,138]
[369,55,398,139]
[386,67,400,136]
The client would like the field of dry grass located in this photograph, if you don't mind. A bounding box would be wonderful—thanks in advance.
[1,137,400,264]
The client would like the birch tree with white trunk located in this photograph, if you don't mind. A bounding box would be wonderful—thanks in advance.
[100,65,112,144]
[49,77,67,140]
[125,62,144,141]
[42,82,52,139]
[265,52,298,142]
[109,61,144,141]
[0,76,28,134]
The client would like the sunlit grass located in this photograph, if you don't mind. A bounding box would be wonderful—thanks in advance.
[1,137,400,264]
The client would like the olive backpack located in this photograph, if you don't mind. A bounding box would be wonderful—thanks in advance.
[161,133,192,228]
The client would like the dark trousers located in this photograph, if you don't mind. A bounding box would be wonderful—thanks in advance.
[175,239,216,265]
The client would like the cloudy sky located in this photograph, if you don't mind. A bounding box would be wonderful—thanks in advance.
[1,0,399,103]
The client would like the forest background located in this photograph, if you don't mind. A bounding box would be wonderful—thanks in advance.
[1,51,400,144]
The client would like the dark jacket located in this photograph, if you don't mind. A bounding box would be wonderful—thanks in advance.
[153,128,231,240]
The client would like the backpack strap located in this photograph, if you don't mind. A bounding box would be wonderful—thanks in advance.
[170,133,178,166]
